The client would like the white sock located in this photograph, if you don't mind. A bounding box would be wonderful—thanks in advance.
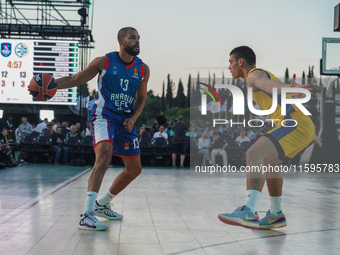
[83,191,98,213]
[245,190,261,213]
[270,196,282,215]
[97,190,116,206]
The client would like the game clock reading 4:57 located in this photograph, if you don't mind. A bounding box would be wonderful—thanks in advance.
[0,38,79,105]
[1,61,26,88]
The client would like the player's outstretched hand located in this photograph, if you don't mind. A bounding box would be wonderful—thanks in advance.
[123,118,134,131]
[289,74,312,98]
[313,135,322,147]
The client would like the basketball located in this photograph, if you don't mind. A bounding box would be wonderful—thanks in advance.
[28,73,58,101]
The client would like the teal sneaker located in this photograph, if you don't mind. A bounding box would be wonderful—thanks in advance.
[218,205,259,229]
[94,201,124,220]
[259,210,287,230]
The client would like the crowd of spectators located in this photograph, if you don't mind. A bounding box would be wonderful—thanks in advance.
[0,115,92,168]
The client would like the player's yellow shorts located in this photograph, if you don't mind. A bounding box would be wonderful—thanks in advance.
[265,113,315,161]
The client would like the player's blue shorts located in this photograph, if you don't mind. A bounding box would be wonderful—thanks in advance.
[90,112,140,157]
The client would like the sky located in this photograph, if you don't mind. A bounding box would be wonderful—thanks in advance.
[87,0,340,96]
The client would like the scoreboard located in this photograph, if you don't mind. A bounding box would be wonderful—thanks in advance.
[0,39,79,105]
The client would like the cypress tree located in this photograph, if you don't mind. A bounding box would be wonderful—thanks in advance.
[166,74,173,109]
[176,79,186,108]
[186,74,191,108]
[161,81,165,111]
[284,67,289,84]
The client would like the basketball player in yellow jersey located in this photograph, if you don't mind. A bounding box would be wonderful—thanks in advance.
[218,46,322,229]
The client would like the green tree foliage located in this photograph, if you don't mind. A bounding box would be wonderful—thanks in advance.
[165,107,190,124]
[175,79,186,108]
[186,74,191,108]
[302,71,306,85]
[166,74,173,109]
[90,89,98,100]
[161,81,165,111]
[284,67,289,84]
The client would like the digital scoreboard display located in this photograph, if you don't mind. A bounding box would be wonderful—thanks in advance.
[0,39,78,105]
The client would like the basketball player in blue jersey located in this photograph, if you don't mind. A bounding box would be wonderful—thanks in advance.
[54,27,150,230]
[218,46,322,230]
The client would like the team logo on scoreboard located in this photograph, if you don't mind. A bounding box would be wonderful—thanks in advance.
[1,43,12,57]
[15,43,28,58]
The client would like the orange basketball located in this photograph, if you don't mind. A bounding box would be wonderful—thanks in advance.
[28,73,57,101]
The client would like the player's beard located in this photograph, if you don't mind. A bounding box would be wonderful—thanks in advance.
[124,44,140,56]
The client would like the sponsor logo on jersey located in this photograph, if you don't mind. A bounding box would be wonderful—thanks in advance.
[1,43,11,57]
[14,43,28,58]
[113,64,118,75]
[132,68,139,79]
[124,142,130,150]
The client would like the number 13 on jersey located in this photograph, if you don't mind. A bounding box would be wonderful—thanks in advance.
[120,79,129,91]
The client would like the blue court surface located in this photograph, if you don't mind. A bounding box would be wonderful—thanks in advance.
[1,164,340,255]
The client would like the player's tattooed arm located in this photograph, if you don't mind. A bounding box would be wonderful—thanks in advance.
[56,56,106,89]
[123,64,150,131]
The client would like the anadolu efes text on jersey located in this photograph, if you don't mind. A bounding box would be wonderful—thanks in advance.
[93,51,144,116]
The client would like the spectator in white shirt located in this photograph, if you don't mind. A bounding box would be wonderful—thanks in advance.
[153,125,168,140]
[198,131,212,166]
[33,118,48,133]
[235,129,251,144]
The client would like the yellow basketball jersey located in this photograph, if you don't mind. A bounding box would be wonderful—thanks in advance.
[248,68,305,124]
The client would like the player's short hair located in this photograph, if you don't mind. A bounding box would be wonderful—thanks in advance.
[178,116,183,122]
[230,46,256,66]
[117,27,137,41]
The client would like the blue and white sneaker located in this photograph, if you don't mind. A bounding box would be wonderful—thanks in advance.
[78,210,108,231]
[94,201,124,220]
[218,205,259,229]
[259,210,287,230]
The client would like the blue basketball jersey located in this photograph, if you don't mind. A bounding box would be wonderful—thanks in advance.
[92,51,144,118]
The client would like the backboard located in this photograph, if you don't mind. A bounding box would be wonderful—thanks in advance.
[321,37,340,76]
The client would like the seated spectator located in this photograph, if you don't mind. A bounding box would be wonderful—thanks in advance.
[3,115,15,133]
[198,131,212,166]
[76,122,82,136]
[51,119,58,132]
[211,132,228,166]
[33,118,48,133]
[152,120,159,134]
[65,125,84,161]
[233,126,242,140]
[41,123,54,136]
[61,121,70,136]
[153,125,168,140]
[247,128,255,140]
[18,117,33,137]
[50,127,68,164]
[0,128,17,167]
[252,128,264,143]
[66,125,85,140]
[138,126,151,140]
[235,129,251,144]
[83,121,92,136]
[224,127,233,137]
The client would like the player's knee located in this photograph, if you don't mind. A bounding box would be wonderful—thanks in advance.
[127,167,142,179]
[95,151,112,167]
[246,147,263,165]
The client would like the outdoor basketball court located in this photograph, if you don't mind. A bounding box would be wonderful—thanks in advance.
[1,164,340,255]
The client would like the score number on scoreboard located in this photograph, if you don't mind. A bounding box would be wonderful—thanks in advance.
[0,39,79,105]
